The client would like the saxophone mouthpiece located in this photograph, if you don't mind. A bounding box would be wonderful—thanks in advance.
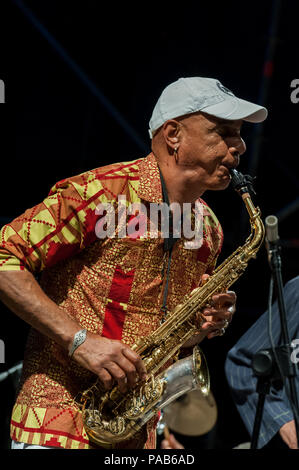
[230,168,256,197]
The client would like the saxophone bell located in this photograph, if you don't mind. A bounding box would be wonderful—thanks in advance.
[81,345,209,448]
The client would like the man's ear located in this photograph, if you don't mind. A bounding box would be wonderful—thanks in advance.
[162,120,181,151]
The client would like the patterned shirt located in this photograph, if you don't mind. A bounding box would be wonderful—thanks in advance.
[0,153,223,449]
[225,276,299,448]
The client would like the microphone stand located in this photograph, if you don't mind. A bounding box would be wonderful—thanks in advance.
[251,239,299,449]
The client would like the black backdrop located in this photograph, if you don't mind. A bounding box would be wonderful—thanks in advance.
[0,0,298,449]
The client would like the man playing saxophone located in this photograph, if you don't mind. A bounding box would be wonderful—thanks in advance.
[0,77,267,449]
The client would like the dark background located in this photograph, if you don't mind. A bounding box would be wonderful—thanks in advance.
[0,0,298,449]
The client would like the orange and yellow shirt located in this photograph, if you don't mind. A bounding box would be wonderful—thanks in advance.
[0,153,223,449]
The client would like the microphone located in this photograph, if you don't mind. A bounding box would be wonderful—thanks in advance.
[265,215,280,267]
[0,361,23,383]
[265,215,279,244]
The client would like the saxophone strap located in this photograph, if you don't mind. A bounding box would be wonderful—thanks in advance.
[160,247,173,321]
[159,167,178,322]
[159,167,178,253]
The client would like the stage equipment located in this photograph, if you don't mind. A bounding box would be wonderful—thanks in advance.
[251,215,299,449]
[162,389,217,437]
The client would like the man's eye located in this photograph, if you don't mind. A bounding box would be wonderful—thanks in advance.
[218,128,240,138]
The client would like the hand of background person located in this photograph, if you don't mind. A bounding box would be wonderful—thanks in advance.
[161,433,184,449]
[279,420,298,449]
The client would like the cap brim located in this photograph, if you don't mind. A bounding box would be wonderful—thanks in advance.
[201,97,268,123]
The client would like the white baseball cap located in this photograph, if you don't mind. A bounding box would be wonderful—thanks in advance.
[148,77,268,138]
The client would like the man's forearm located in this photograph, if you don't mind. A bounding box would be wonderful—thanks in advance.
[0,270,81,352]
[0,270,147,391]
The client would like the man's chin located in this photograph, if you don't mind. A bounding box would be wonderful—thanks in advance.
[209,178,231,191]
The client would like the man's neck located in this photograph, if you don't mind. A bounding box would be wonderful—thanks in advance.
[155,155,205,205]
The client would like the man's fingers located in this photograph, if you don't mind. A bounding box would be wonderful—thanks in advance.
[207,330,221,339]
[202,290,236,322]
[107,362,132,393]
[200,321,215,331]
[202,318,228,330]
[117,355,140,388]
[202,307,233,320]
[74,336,147,391]
[200,274,210,284]
[122,347,147,380]
[97,368,113,390]
[211,291,236,308]
[97,355,141,393]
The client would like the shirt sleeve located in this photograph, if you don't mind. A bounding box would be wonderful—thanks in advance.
[0,171,107,274]
[225,276,299,448]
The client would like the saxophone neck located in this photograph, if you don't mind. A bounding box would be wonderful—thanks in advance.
[241,191,258,218]
[230,168,265,252]
[242,192,265,253]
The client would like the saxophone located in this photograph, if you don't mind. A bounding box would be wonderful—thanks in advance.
[80,169,265,448]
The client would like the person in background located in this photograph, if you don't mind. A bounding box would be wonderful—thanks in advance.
[225,276,299,449]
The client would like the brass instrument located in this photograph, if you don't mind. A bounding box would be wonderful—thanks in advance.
[80,169,265,448]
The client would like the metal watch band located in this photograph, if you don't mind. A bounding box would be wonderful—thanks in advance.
[68,329,87,358]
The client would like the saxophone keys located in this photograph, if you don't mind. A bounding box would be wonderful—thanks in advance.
[151,374,155,388]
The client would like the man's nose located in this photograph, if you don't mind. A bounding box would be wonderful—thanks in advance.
[228,136,246,164]
[228,136,246,156]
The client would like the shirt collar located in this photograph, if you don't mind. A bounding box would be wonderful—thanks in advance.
[137,152,163,203]
[137,152,211,218]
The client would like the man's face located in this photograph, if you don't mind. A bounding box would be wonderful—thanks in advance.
[173,112,246,191]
